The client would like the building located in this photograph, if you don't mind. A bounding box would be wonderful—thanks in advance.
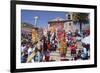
[48,12,89,33]
[48,13,75,33]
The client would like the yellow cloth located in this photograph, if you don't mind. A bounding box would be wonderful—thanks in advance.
[32,29,39,43]
[60,40,67,54]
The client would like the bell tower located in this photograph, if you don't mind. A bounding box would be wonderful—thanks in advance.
[64,12,75,32]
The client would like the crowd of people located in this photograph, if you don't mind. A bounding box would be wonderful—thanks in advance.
[21,27,90,63]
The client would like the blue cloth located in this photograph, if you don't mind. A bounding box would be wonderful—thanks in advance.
[34,52,43,62]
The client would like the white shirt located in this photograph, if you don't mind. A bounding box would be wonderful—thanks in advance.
[21,46,26,53]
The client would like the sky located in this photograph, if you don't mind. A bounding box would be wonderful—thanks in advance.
[21,10,67,28]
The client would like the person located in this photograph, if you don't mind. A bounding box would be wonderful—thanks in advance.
[75,29,81,37]
[21,44,26,53]
[81,47,88,60]
[42,38,50,61]
[28,45,33,56]
[81,43,88,60]
[60,39,67,58]
[34,47,43,62]
[70,42,77,60]
[21,51,28,63]
[44,49,50,62]
[68,30,72,36]
[21,43,28,63]
[26,44,35,62]
[76,41,83,59]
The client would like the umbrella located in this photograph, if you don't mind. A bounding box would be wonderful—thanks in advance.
[82,36,90,44]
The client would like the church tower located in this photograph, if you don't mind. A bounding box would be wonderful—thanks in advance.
[64,12,75,32]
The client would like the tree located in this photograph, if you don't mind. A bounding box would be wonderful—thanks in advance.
[72,13,89,32]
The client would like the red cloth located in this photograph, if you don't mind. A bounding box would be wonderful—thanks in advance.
[47,43,51,49]
[70,45,76,50]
